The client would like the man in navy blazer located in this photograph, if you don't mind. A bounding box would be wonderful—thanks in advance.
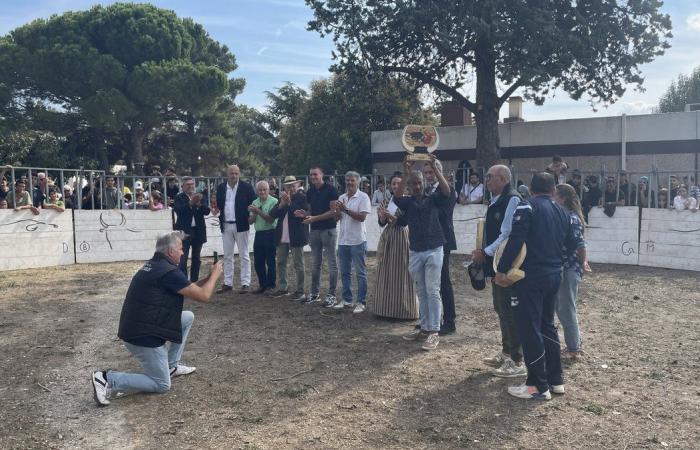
[216,165,257,293]
[174,176,211,282]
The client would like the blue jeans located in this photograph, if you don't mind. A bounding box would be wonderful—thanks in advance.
[408,246,443,332]
[555,268,582,352]
[337,242,368,304]
[107,311,194,394]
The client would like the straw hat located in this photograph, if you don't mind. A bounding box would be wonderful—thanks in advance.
[283,176,301,185]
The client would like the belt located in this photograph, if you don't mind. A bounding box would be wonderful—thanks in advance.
[226,221,236,224]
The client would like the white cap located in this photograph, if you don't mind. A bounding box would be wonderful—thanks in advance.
[150,177,160,183]
[63,185,72,191]
[134,181,143,189]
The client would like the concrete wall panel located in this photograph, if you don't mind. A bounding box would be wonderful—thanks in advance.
[639,209,700,271]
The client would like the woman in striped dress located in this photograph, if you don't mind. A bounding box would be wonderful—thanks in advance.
[369,175,419,319]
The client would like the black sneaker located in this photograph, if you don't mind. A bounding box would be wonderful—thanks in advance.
[252,286,266,294]
[290,291,306,302]
[322,294,337,308]
[303,294,321,305]
[439,323,456,336]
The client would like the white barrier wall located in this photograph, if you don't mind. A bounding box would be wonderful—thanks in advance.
[0,210,75,271]
[201,215,224,257]
[73,209,174,263]
[639,209,700,271]
[585,207,640,265]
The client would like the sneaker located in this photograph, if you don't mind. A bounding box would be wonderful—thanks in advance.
[216,284,233,294]
[322,294,337,308]
[252,286,266,295]
[492,358,527,378]
[438,323,456,336]
[353,303,366,314]
[551,384,565,395]
[91,371,111,406]
[561,350,582,360]
[421,333,440,351]
[332,301,345,310]
[402,329,429,341]
[507,383,551,400]
[303,294,321,305]
[290,291,306,302]
[483,352,508,367]
[238,285,250,294]
[170,364,196,378]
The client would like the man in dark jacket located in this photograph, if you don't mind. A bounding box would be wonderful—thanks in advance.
[495,172,576,401]
[215,165,257,294]
[90,231,222,406]
[267,176,309,301]
[423,159,458,335]
[174,176,211,282]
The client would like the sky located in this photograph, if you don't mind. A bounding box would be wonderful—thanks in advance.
[1,0,699,122]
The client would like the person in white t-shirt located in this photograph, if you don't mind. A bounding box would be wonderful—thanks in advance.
[673,185,698,211]
[371,181,391,206]
[459,172,484,205]
[332,171,372,313]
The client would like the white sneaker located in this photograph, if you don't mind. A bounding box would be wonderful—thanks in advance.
[507,383,551,400]
[551,384,565,395]
[353,304,366,314]
[170,364,196,378]
[91,371,111,406]
[332,301,345,310]
[492,358,527,378]
[483,352,508,367]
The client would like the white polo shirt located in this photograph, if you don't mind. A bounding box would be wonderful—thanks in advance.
[337,190,371,245]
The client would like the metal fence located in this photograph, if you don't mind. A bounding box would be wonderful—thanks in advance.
[1,165,696,212]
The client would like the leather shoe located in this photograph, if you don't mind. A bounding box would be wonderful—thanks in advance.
[252,286,266,294]
[216,285,232,294]
[238,285,250,294]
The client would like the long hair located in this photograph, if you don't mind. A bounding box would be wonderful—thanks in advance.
[555,184,586,233]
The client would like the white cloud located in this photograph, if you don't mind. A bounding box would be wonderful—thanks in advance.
[256,46,269,56]
[239,62,329,77]
[687,12,700,31]
[617,101,655,115]
[274,27,282,37]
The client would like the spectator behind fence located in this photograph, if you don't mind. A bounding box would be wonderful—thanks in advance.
[673,185,698,211]
[546,155,568,184]
[104,176,122,209]
[669,175,680,198]
[81,179,103,210]
[600,176,625,207]
[361,178,372,197]
[618,171,636,206]
[63,185,76,209]
[567,169,584,198]
[371,180,391,206]
[43,188,65,212]
[1,176,8,200]
[268,177,280,199]
[637,176,656,208]
[248,180,279,294]
[657,188,669,209]
[0,198,8,209]
[149,191,165,211]
[7,180,39,214]
[166,177,179,207]
[459,172,484,205]
[134,181,149,200]
[32,172,48,208]
[128,192,149,209]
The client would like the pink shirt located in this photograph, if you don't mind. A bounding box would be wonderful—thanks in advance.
[280,213,290,244]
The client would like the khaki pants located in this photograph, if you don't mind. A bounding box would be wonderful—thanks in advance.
[276,243,305,293]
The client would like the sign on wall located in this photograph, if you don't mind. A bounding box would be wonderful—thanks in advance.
[0,210,74,271]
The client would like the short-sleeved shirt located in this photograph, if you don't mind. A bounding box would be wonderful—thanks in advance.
[6,190,32,208]
[125,269,191,348]
[252,196,278,231]
[562,211,586,276]
[394,191,448,252]
[45,199,65,208]
[338,190,372,245]
[306,182,339,230]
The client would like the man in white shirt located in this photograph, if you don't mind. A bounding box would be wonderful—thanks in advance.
[332,171,371,313]
[459,172,484,205]
[371,181,391,206]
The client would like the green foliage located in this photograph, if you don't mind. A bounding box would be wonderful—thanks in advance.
[275,73,434,174]
[658,66,700,113]
[306,0,672,167]
[0,3,251,174]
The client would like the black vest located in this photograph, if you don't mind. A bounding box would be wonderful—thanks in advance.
[118,253,184,344]
[484,184,521,277]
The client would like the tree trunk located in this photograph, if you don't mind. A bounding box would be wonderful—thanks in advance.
[474,40,501,170]
[130,128,146,175]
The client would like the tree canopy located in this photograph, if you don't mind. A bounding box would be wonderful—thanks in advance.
[306,0,672,167]
[658,66,700,113]
[0,3,246,174]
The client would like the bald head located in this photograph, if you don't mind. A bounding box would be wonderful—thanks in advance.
[486,165,511,195]
[227,165,240,186]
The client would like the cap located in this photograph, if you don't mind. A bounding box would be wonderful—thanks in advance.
[63,185,72,191]
[134,181,143,189]
[467,262,486,291]
[150,177,161,184]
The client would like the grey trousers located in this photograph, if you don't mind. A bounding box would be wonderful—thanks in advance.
[276,243,305,293]
[309,228,338,296]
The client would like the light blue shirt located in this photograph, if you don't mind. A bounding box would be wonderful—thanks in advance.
[483,194,521,257]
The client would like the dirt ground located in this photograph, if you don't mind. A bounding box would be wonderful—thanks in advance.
[0,254,698,449]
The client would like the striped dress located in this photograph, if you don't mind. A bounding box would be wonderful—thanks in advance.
[369,201,419,319]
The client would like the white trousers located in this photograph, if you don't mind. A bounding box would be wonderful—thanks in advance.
[222,222,251,287]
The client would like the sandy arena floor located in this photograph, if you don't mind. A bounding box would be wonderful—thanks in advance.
[0,255,698,449]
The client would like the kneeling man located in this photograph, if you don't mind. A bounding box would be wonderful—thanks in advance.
[90,231,222,406]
